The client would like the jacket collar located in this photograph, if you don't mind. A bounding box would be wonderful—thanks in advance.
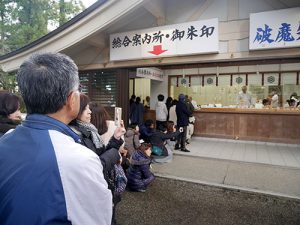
[22,114,81,143]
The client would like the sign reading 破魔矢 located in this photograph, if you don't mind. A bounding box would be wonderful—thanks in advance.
[136,68,164,81]
[250,7,300,50]
[110,18,218,61]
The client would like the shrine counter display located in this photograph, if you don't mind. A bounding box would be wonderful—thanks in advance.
[193,108,300,144]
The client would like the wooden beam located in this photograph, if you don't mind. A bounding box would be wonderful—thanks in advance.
[187,0,213,22]
[263,0,287,10]
[143,0,165,25]
[228,0,239,21]
[87,34,107,48]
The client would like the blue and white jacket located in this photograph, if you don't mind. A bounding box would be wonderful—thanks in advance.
[0,114,112,225]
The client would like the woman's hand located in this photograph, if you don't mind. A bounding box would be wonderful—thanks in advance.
[173,125,176,132]
[114,120,126,139]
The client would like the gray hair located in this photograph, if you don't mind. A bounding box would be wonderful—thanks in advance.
[17,52,79,114]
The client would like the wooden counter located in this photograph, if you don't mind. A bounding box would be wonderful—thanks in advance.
[194,108,300,144]
[144,108,300,144]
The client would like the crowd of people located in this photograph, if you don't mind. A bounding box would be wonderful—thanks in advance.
[129,93,196,153]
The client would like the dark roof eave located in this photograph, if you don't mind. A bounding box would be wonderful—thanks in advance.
[0,0,108,61]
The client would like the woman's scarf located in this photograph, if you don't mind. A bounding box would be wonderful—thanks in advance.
[76,120,104,149]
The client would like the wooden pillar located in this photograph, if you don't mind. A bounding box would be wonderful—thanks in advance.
[116,69,129,127]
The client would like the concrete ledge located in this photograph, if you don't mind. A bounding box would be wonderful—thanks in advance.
[152,155,300,199]
[173,151,300,170]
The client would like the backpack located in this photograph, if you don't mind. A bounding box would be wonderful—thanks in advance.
[114,164,127,195]
[152,145,163,156]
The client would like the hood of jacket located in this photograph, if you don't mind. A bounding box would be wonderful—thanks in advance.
[130,150,151,166]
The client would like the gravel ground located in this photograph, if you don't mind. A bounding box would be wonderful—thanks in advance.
[116,177,300,225]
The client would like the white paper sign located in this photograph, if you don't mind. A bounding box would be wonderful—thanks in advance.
[110,18,218,61]
[249,7,300,50]
[136,67,164,81]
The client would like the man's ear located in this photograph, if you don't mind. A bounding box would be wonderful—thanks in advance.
[66,91,79,117]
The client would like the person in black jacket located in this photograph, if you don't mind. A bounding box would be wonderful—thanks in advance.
[175,94,192,152]
[70,93,125,225]
[165,96,173,121]
[149,124,180,157]
[70,94,124,172]
[139,119,155,143]
[130,97,145,126]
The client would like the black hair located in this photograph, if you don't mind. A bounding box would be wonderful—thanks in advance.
[136,97,141,104]
[144,119,154,128]
[166,97,172,104]
[262,99,269,106]
[172,99,178,106]
[157,94,164,101]
[128,123,138,129]
[0,92,20,116]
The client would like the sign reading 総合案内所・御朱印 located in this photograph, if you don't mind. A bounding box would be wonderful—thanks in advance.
[249,7,300,50]
[110,18,219,61]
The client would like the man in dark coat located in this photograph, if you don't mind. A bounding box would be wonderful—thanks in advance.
[130,97,145,126]
[175,94,192,152]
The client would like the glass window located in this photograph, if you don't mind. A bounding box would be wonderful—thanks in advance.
[169,71,300,108]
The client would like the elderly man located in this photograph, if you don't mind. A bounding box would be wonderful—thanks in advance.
[237,85,252,108]
[0,53,113,224]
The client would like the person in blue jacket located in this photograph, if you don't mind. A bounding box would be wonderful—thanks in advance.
[127,143,155,192]
[175,94,192,152]
[0,53,114,225]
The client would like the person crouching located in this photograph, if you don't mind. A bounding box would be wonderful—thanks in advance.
[127,143,154,192]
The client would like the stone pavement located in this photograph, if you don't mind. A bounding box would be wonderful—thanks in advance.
[151,137,300,199]
[116,177,300,225]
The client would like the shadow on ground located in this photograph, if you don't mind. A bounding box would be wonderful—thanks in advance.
[116,177,300,225]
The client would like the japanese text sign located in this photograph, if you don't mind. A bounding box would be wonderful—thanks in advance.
[110,18,218,61]
[136,67,164,81]
[250,7,300,50]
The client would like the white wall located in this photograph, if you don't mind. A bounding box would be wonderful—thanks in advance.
[150,75,168,109]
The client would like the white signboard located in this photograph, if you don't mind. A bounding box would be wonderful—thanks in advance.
[250,7,300,50]
[136,67,164,81]
[110,18,218,61]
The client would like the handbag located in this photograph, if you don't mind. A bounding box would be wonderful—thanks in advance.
[152,145,163,156]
